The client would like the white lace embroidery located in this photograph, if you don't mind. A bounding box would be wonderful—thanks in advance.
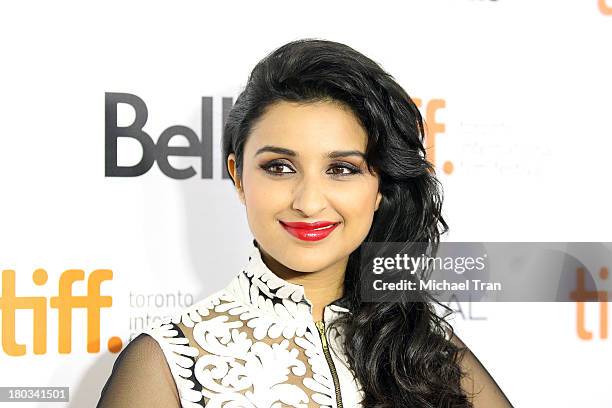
[144,241,362,408]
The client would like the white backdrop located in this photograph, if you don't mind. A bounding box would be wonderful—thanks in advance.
[1,0,611,407]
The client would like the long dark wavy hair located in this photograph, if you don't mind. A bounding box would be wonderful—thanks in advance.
[222,38,471,408]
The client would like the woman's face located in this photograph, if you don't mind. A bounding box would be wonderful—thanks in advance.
[228,100,382,273]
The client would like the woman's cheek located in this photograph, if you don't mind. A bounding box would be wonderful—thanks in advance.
[349,191,378,230]
[245,181,288,224]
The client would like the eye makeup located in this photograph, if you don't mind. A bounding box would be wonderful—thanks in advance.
[258,159,364,178]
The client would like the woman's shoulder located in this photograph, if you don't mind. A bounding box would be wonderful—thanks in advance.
[124,287,236,407]
[97,328,187,407]
[448,333,514,407]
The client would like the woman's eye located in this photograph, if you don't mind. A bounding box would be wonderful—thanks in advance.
[261,162,294,175]
[328,164,362,176]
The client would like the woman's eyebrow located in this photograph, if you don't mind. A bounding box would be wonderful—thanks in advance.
[255,145,366,159]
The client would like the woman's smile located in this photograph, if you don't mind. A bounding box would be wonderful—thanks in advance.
[279,220,341,241]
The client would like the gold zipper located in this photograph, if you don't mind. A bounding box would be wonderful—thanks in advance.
[314,320,343,408]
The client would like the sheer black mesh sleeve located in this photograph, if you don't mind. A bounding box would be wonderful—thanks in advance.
[96,333,182,408]
[451,334,515,408]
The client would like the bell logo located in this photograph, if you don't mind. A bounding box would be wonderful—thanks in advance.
[105,92,234,179]
[0,268,119,356]
[599,0,612,15]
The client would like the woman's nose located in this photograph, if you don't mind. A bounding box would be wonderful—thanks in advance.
[291,175,328,216]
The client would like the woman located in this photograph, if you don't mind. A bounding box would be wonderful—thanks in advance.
[97,39,513,407]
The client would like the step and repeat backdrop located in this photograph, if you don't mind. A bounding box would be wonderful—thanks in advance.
[1,0,611,407]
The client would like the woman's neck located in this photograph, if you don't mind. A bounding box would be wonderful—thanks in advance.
[259,250,346,322]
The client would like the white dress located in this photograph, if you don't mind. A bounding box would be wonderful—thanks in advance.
[142,239,364,408]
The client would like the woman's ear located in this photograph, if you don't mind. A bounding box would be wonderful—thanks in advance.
[375,191,382,212]
[227,153,245,205]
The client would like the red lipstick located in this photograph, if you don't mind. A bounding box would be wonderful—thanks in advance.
[280,220,340,242]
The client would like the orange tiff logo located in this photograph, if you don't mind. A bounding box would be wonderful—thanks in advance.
[0,268,121,356]
[570,267,609,340]
[599,0,612,14]
[413,97,451,174]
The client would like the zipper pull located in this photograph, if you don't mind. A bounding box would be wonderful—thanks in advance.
[315,320,328,348]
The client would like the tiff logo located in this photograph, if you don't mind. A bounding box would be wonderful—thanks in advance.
[570,266,609,340]
[0,268,118,355]
[412,98,446,172]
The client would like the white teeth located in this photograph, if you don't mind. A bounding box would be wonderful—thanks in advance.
[313,223,337,231]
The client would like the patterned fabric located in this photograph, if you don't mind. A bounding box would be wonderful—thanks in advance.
[143,239,364,408]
